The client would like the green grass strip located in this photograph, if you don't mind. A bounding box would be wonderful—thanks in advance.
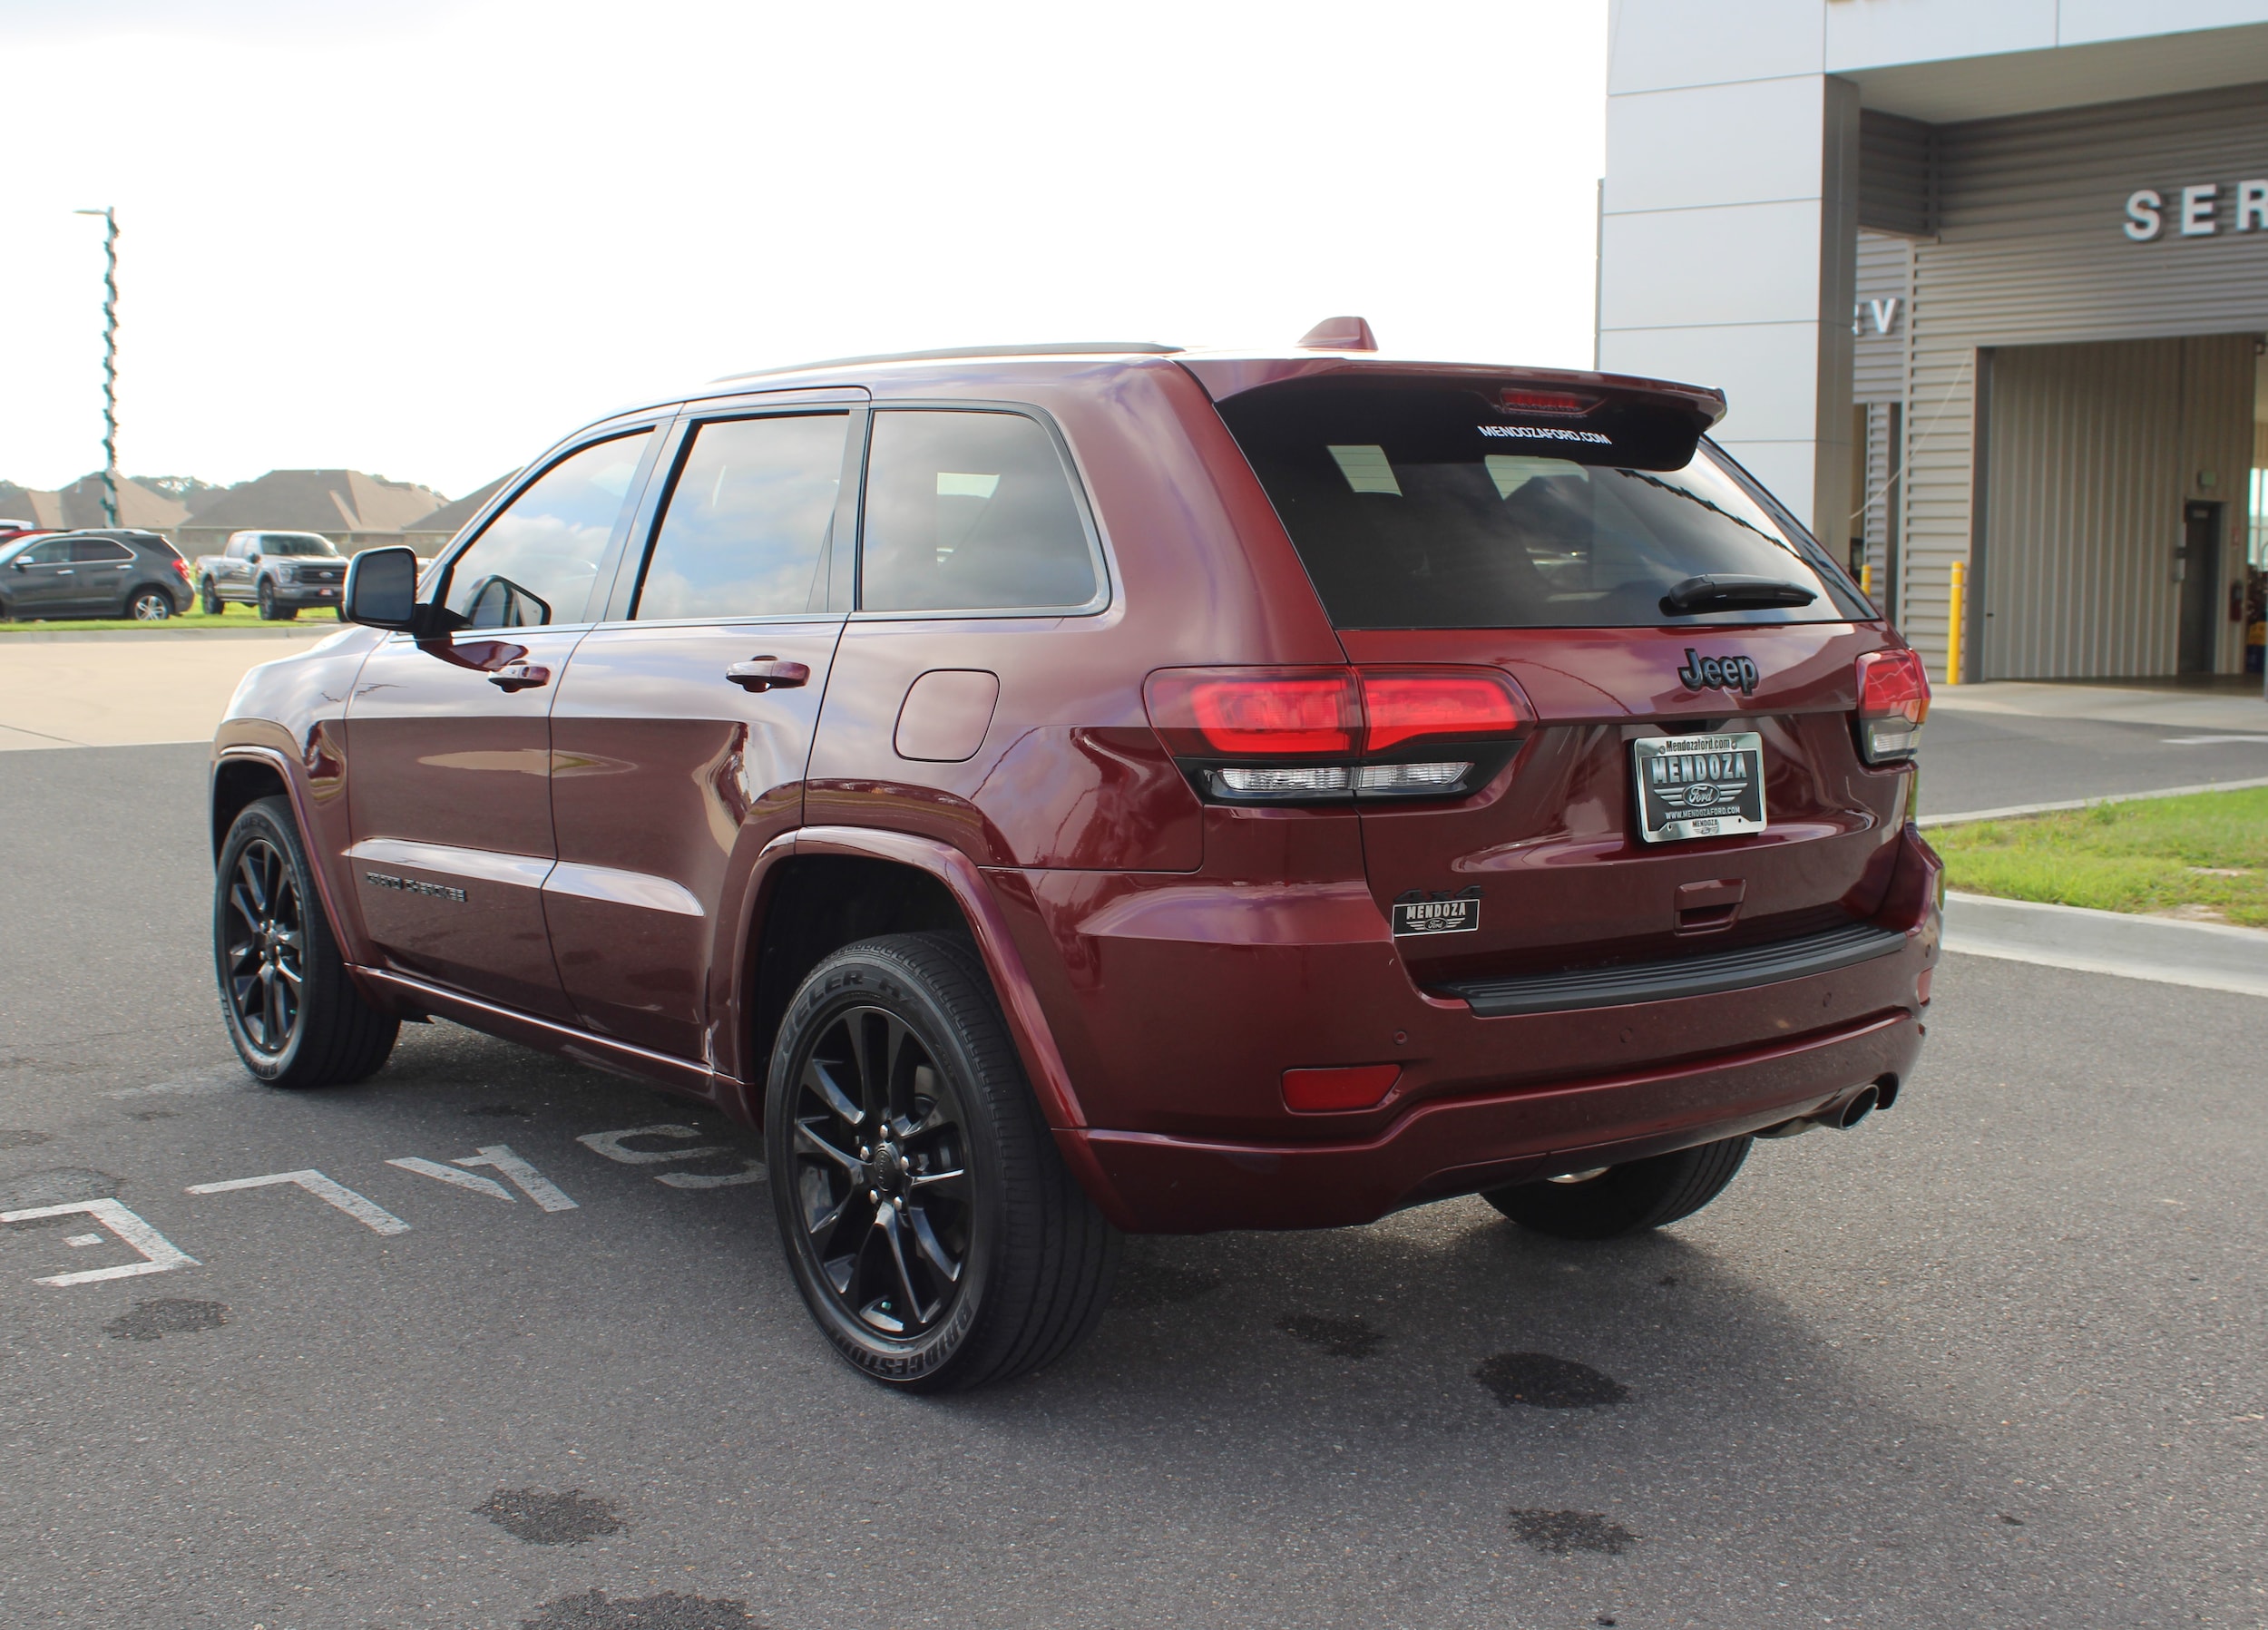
[1931,786,2268,929]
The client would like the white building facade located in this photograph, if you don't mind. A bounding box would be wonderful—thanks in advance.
[1601,1,2268,680]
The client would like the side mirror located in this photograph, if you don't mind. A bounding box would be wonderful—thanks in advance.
[344,546,419,630]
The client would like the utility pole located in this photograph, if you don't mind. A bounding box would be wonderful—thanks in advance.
[73,207,120,527]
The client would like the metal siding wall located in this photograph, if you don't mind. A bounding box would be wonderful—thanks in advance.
[1982,335,2254,678]
[1854,231,1912,403]
[1890,80,2268,678]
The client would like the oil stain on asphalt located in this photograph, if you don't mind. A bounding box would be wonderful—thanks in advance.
[1507,1508,1638,1555]
[478,1488,626,1545]
[520,1589,761,1627]
[1473,1352,1628,1409]
[1276,1313,1385,1357]
[0,1130,53,1150]
[104,1299,228,1341]
[1110,1251,1224,1310]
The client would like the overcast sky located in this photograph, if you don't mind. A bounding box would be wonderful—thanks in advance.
[1,0,1608,500]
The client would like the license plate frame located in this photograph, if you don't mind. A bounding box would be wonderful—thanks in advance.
[1631,732,1767,844]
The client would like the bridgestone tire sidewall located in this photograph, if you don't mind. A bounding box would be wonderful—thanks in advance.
[764,942,1012,1390]
[213,798,335,1086]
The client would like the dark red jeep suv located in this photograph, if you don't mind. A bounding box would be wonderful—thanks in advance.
[209,333,1939,1391]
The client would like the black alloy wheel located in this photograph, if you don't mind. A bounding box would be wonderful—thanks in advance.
[213,796,398,1088]
[766,933,1119,1392]
[220,834,306,1056]
[127,587,174,620]
[791,1004,973,1341]
[256,581,295,620]
[200,578,221,615]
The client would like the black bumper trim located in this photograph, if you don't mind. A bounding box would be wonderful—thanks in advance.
[1435,921,1908,1018]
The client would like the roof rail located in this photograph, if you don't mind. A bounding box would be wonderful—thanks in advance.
[713,341,1182,383]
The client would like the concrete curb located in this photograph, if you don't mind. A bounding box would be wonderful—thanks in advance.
[1943,891,2268,1000]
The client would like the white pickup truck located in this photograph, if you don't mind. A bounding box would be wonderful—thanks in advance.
[194,531,349,620]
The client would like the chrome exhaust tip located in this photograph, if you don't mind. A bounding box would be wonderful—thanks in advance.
[1833,1085,1880,1130]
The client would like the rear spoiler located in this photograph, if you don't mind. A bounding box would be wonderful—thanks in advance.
[1182,356,1729,473]
[1176,356,1726,428]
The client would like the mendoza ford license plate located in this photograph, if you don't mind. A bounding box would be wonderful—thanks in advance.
[1632,732,1767,843]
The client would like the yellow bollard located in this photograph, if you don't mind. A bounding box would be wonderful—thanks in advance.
[1861,561,1874,598]
[1946,561,1966,686]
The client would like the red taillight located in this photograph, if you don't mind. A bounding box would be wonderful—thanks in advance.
[1144,666,1528,803]
[1855,649,1930,765]
[172,558,191,577]
[1360,670,1526,754]
[1145,669,1360,756]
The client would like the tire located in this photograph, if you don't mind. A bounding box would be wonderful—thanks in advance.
[125,586,173,621]
[1481,1136,1753,1241]
[256,581,296,620]
[765,932,1119,1393]
[200,578,221,616]
[214,795,398,1088]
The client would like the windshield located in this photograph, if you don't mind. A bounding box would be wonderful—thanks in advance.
[1217,383,1864,630]
[259,534,338,557]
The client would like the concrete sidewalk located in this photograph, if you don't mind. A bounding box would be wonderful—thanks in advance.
[0,627,338,749]
[1932,678,2268,734]
[1944,890,2268,1000]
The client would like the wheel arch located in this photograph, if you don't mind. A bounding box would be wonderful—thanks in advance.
[210,744,370,1000]
[738,828,1090,1137]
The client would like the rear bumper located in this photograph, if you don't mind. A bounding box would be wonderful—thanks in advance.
[1061,1007,1921,1231]
[1012,821,1942,1233]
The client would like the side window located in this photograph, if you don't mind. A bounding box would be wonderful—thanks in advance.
[632,413,848,621]
[226,537,248,559]
[858,410,1098,613]
[23,538,70,565]
[72,539,132,563]
[444,430,652,629]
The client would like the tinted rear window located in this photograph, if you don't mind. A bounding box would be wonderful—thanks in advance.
[1217,383,1862,630]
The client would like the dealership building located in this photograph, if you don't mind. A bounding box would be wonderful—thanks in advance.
[1600,1,2268,682]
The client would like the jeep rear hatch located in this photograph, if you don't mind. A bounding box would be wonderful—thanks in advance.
[1190,363,1911,1000]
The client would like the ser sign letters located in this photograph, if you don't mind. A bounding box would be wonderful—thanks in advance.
[2125,181,2268,240]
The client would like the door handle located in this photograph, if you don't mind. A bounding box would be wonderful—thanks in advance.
[726,658,811,693]
[486,662,551,692]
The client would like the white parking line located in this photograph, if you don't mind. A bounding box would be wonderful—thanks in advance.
[1,1198,200,1286]
[576,1126,728,1165]
[453,1146,578,1211]
[387,1157,514,1202]
[185,1169,410,1235]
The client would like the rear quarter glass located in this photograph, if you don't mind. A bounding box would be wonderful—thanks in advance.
[1215,379,1867,630]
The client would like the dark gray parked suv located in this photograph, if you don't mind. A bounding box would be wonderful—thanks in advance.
[0,529,193,620]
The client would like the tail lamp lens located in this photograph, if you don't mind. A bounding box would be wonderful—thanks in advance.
[1144,667,1526,802]
[1145,669,1361,756]
[1360,670,1526,753]
[171,558,191,577]
[1855,649,1930,764]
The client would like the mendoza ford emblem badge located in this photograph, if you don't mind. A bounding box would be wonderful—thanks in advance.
[1393,886,1481,936]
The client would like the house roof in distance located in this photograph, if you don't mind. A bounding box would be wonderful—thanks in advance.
[405,474,511,537]
[184,470,447,535]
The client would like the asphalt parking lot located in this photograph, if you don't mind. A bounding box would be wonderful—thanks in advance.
[5,743,2265,1629]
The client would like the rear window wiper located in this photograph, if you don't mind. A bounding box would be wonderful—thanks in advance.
[1660,574,1818,615]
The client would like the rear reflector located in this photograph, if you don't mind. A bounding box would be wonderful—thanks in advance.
[1282,1064,1401,1112]
[1854,649,1930,764]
